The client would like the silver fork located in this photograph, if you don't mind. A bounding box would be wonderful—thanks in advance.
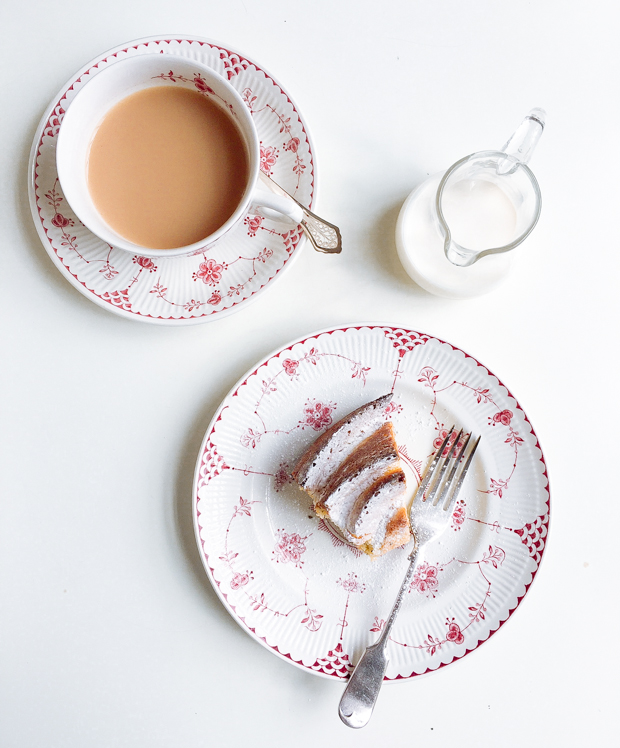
[338,427,481,729]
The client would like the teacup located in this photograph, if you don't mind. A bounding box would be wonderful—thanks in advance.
[56,54,304,259]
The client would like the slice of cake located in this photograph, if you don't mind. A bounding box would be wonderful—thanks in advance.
[292,394,411,557]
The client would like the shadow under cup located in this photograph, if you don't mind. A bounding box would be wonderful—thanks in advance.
[56,54,260,259]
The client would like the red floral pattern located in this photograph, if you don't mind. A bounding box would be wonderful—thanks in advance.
[282,358,299,377]
[244,215,263,236]
[259,144,278,175]
[302,400,335,431]
[284,137,300,153]
[133,256,157,271]
[384,400,403,417]
[452,499,466,530]
[193,74,214,94]
[230,572,250,589]
[240,428,262,449]
[409,562,440,596]
[419,364,525,498]
[370,617,385,633]
[446,620,464,644]
[274,464,293,492]
[51,213,73,228]
[433,428,467,457]
[493,409,513,426]
[193,258,224,285]
[207,291,222,306]
[273,531,308,567]
[336,572,366,594]
[243,87,307,187]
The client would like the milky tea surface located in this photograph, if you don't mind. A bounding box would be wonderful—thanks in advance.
[87,86,249,249]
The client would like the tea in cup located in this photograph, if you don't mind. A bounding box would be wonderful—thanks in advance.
[56,54,305,259]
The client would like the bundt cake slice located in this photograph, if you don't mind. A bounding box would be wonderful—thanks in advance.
[291,394,411,558]
[292,393,392,503]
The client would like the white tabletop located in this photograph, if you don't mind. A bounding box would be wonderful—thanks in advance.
[1,1,618,745]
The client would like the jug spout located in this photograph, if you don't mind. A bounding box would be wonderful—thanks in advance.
[444,239,479,267]
[498,108,546,173]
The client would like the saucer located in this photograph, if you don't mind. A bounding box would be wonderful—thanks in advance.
[193,325,550,679]
[28,36,316,325]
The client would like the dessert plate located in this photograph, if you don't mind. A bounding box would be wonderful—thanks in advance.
[193,325,549,680]
[28,36,315,325]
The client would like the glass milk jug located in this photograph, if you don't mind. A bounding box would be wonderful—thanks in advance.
[396,109,545,298]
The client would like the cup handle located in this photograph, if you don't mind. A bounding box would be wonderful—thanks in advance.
[250,174,342,254]
[251,187,305,224]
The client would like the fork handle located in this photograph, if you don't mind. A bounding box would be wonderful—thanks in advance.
[338,547,419,729]
[338,641,390,728]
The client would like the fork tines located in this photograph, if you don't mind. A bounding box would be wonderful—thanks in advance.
[416,427,481,511]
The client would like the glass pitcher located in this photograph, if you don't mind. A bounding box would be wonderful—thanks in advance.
[396,108,545,298]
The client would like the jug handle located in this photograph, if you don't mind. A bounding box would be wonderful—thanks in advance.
[497,108,546,174]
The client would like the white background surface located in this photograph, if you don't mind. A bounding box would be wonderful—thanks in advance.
[1,1,618,746]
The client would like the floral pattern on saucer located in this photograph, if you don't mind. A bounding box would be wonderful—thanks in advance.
[29,36,315,324]
[193,325,550,679]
